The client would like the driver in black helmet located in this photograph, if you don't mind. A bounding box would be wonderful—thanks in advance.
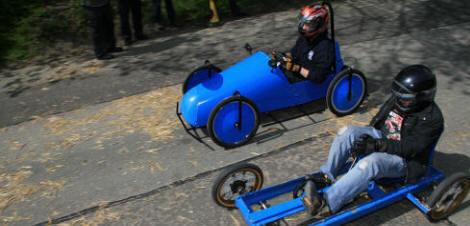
[301,65,444,216]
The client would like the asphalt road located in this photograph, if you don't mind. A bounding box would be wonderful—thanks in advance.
[1,0,470,128]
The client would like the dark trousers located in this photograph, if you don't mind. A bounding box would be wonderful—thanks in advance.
[152,0,175,25]
[118,0,144,40]
[228,0,241,15]
[84,3,116,58]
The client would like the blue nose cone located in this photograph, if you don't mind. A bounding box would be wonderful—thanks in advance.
[179,88,200,126]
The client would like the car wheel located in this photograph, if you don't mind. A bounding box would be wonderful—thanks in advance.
[212,163,264,209]
[427,172,470,221]
[182,64,221,94]
[326,68,367,117]
[208,96,259,149]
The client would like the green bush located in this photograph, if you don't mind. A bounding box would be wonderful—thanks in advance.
[0,0,87,63]
[0,0,310,64]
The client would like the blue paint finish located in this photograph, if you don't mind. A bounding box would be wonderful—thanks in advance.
[178,48,341,128]
[367,182,387,199]
[186,67,219,92]
[212,101,256,143]
[331,74,365,113]
[250,198,305,225]
[334,43,344,72]
[233,166,445,226]
[406,193,430,214]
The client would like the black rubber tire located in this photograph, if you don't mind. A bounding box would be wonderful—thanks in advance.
[427,172,470,221]
[326,68,367,117]
[207,96,260,149]
[212,163,264,209]
[182,64,221,94]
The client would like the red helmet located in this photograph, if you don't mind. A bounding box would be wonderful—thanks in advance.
[298,3,329,39]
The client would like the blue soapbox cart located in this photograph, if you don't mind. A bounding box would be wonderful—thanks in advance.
[211,142,470,225]
[177,1,367,148]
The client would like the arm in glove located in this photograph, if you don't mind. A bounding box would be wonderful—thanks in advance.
[270,51,301,72]
[283,57,301,72]
[352,134,387,157]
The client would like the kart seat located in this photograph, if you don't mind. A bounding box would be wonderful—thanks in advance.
[376,132,443,186]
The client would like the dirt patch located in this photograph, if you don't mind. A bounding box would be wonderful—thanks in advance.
[0,169,65,223]
[41,85,181,150]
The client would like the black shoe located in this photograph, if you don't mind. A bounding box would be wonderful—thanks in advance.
[306,172,333,189]
[108,47,123,53]
[97,53,114,60]
[302,180,330,216]
[124,39,133,46]
[135,34,148,40]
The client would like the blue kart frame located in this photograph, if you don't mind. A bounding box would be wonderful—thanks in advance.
[212,140,470,225]
[176,1,368,149]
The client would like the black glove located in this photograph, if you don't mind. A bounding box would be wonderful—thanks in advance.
[352,134,387,157]
[269,51,284,68]
[269,51,301,72]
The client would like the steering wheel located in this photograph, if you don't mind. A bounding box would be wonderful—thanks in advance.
[268,51,289,68]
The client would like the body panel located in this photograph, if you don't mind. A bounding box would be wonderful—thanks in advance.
[179,48,342,127]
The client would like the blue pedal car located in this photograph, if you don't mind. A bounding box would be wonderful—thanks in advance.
[176,1,367,148]
[211,144,470,225]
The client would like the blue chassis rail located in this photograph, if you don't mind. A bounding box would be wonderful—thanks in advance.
[235,167,444,226]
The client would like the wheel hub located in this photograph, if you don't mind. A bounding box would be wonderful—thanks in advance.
[231,180,247,194]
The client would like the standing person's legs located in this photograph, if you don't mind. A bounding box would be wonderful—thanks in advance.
[152,0,162,23]
[130,0,144,38]
[228,0,247,16]
[103,2,117,50]
[164,0,176,25]
[118,0,132,43]
[85,6,107,58]
[320,125,382,180]
[324,152,406,213]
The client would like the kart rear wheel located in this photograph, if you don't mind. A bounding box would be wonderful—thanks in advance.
[208,96,259,149]
[327,68,367,117]
[427,172,470,221]
[212,163,264,209]
[182,64,221,94]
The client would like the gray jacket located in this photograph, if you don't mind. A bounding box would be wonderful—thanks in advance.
[82,0,110,7]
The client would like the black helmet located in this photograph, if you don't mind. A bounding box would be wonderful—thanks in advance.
[392,65,436,112]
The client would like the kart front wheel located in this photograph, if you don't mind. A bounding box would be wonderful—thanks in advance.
[212,163,264,209]
[208,96,259,149]
[327,68,367,117]
[427,172,470,221]
[182,64,221,94]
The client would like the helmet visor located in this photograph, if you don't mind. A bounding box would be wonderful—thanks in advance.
[392,81,418,111]
[298,16,323,34]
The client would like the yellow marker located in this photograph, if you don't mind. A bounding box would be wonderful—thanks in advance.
[209,0,220,24]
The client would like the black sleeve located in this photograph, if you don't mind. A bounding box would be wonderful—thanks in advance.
[290,38,301,61]
[305,41,334,83]
[369,96,394,129]
[383,111,444,159]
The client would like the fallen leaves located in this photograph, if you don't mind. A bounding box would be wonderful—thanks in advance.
[42,85,182,151]
[0,169,66,215]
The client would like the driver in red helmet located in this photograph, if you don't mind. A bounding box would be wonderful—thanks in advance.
[280,3,335,83]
